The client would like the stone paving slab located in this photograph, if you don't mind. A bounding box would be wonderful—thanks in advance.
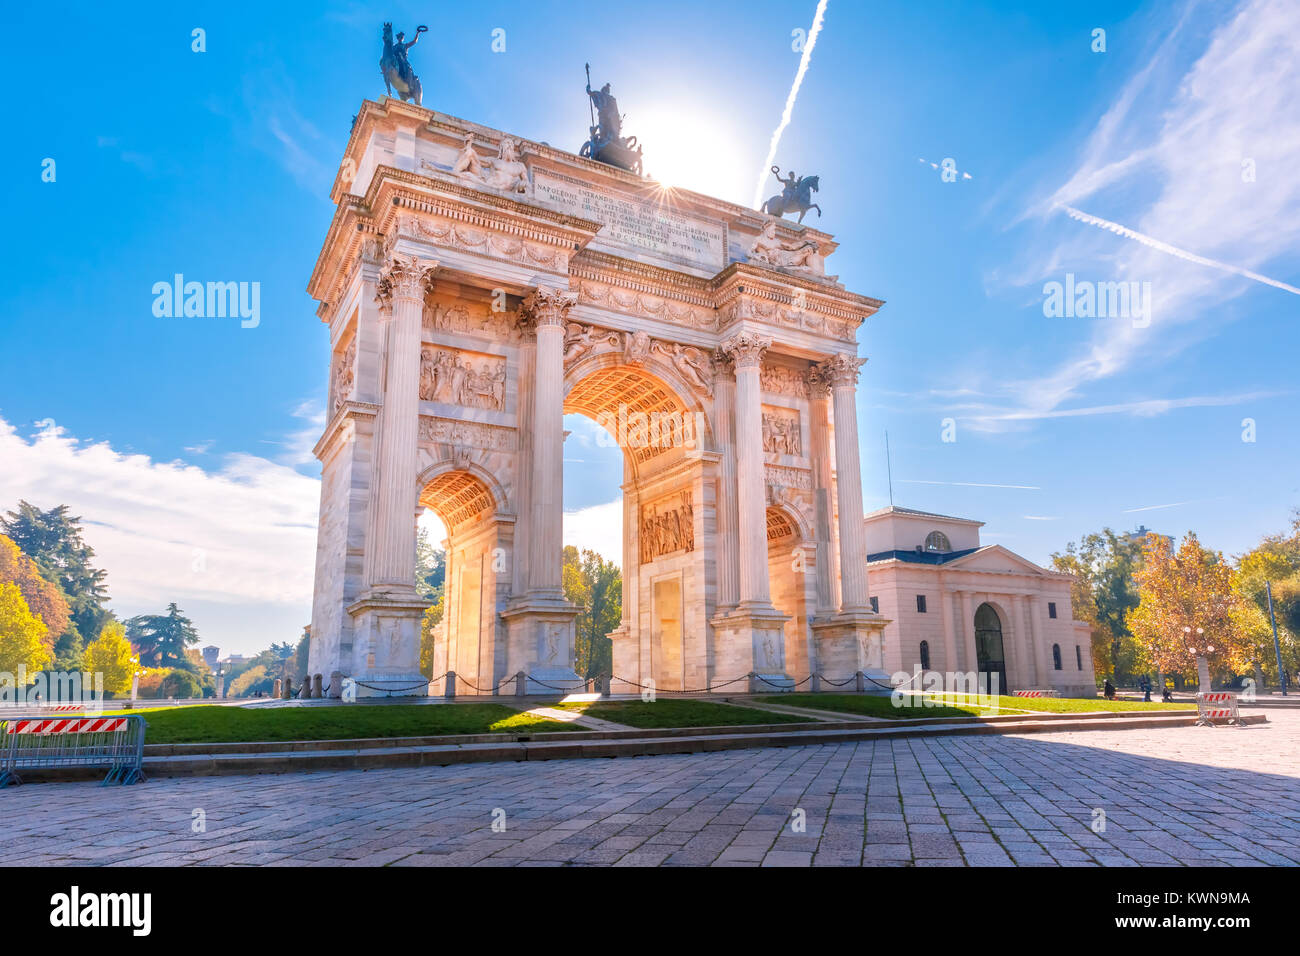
[3,711,1296,868]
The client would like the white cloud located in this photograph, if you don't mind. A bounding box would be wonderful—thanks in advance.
[0,417,319,652]
[563,499,623,565]
[994,0,1300,423]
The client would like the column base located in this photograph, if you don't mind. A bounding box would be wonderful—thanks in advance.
[711,604,792,692]
[812,610,893,693]
[346,590,432,699]
[501,594,584,695]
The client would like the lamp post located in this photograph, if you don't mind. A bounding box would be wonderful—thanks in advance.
[1182,625,1213,692]
[1266,582,1287,696]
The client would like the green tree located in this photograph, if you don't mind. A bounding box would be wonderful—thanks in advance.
[84,621,138,696]
[0,581,51,675]
[157,667,203,699]
[1051,529,1145,683]
[1,502,112,666]
[228,664,271,698]
[126,603,199,668]
[1233,509,1300,685]
[416,528,447,602]
[562,545,621,679]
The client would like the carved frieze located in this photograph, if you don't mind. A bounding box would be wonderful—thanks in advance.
[419,346,506,410]
[639,491,695,564]
[759,363,811,398]
[397,214,565,271]
[765,464,812,490]
[424,301,522,341]
[560,321,714,397]
[571,277,717,332]
[330,337,356,413]
[761,408,803,456]
[417,416,516,451]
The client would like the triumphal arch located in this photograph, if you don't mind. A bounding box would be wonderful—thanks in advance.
[306,96,890,696]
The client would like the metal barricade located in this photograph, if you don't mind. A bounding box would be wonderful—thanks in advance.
[1195,692,1240,727]
[1012,689,1059,698]
[0,715,148,787]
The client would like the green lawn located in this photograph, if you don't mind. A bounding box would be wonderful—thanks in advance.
[109,703,574,745]
[553,698,811,728]
[926,694,1190,714]
[758,692,1191,720]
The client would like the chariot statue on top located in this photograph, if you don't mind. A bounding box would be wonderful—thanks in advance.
[580,64,644,176]
[380,22,428,105]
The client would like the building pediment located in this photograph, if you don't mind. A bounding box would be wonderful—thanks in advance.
[944,545,1059,577]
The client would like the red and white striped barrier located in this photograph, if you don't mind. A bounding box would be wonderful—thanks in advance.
[1195,692,1240,726]
[1012,690,1058,698]
[6,718,126,735]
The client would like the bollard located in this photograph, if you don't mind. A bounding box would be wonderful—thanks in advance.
[747,671,759,695]
[600,674,611,697]
[297,679,310,700]
[313,674,323,699]
[445,671,457,699]
[515,670,527,698]
[855,671,865,693]
[811,674,821,694]
[329,671,343,699]
[273,678,282,699]
[283,678,293,700]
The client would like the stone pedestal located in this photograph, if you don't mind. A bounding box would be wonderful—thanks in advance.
[501,597,583,695]
[812,611,892,693]
[347,591,431,698]
[712,605,792,692]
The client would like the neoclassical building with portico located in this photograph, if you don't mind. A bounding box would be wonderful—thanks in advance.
[865,506,1096,697]
[305,97,893,696]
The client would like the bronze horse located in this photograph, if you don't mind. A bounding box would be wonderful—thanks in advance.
[380,22,427,105]
[762,167,822,223]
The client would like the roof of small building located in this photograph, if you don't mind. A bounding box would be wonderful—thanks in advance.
[863,505,984,526]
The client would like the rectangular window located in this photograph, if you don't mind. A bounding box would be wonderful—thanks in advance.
[869,596,879,614]
[916,594,927,613]
[1048,601,1058,619]
[1075,645,1083,670]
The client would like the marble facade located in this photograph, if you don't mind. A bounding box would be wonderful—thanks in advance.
[306,97,890,696]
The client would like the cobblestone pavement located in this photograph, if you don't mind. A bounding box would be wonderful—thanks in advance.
[4,711,1297,867]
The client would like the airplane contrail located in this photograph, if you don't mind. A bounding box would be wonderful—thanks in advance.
[1061,205,1300,296]
[752,0,830,209]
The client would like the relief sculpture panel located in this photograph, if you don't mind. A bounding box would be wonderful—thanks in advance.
[640,491,696,564]
[419,346,506,410]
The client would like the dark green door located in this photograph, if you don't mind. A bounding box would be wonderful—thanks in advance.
[974,603,1007,694]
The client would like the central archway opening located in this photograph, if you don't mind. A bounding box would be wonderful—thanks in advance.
[562,359,709,691]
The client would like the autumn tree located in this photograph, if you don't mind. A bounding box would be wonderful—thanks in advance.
[1127,532,1250,688]
[1051,529,1145,682]
[0,581,51,675]
[1233,510,1300,686]
[0,533,71,656]
[1,502,112,665]
[84,621,138,696]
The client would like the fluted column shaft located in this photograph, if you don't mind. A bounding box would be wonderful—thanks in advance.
[713,360,740,609]
[723,333,773,607]
[807,374,840,612]
[523,288,577,596]
[819,353,871,612]
[369,255,436,588]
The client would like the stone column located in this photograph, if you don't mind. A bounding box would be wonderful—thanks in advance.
[367,254,437,590]
[711,332,790,689]
[524,288,574,597]
[501,287,582,694]
[940,586,958,676]
[1029,596,1051,687]
[960,591,977,674]
[712,353,740,611]
[806,369,840,613]
[725,332,773,608]
[346,254,437,697]
[819,353,871,612]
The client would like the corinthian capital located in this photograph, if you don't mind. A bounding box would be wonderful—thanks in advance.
[375,254,438,310]
[815,352,866,387]
[719,331,772,371]
[805,365,832,399]
[521,286,579,330]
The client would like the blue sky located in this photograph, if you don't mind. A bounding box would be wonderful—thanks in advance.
[2,0,1297,656]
